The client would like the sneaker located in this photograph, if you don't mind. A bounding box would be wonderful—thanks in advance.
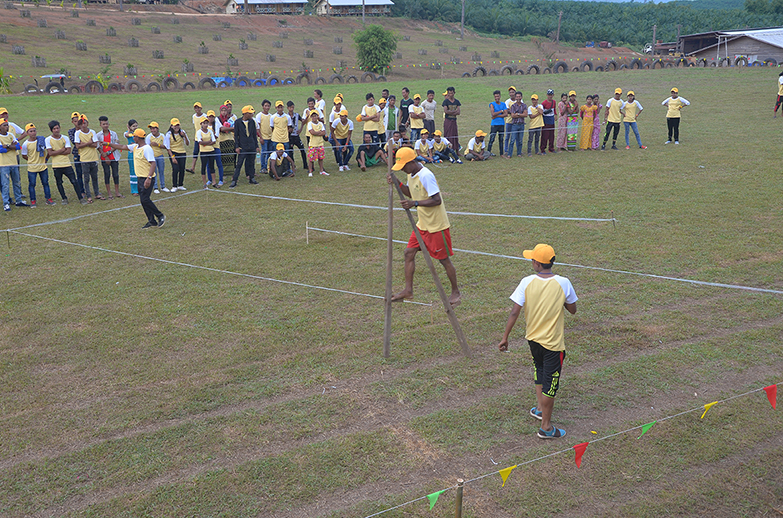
[46,198,56,206]
[541,151,546,155]
[537,426,566,439]
[611,145,618,150]
[456,159,463,164]
[206,181,212,186]
[153,189,160,194]
[601,144,606,150]
[674,141,679,145]
[308,172,313,177]
[338,166,345,172]
[529,407,543,421]
[30,200,36,207]
[15,201,29,207]
[489,152,496,157]
[449,157,455,163]
[625,146,631,150]
[3,204,9,212]
[62,199,69,205]
[229,181,237,188]
[320,170,329,176]
[640,145,647,149]
[179,186,187,191]
[249,178,258,184]
[79,198,88,205]
[344,165,350,171]
[665,140,672,144]
[217,181,224,187]
[213,182,221,189]
[142,222,157,229]
[157,215,166,227]
[162,187,171,193]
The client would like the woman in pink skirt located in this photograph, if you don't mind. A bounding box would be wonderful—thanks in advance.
[591,93,602,149]
[556,93,568,150]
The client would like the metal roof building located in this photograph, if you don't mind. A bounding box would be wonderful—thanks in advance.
[681,27,783,64]
[225,0,308,14]
[314,0,393,16]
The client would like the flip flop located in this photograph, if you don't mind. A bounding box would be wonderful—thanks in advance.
[390,294,413,303]
[116,193,124,198]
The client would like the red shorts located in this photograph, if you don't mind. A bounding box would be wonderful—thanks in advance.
[407,228,453,260]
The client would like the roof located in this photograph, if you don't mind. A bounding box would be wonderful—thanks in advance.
[721,27,783,48]
[316,0,393,6]
[230,0,307,4]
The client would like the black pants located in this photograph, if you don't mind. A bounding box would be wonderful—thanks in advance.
[667,118,680,141]
[102,160,119,185]
[488,124,505,154]
[527,127,541,154]
[289,134,307,168]
[603,122,620,144]
[138,176,163,224]
[233,150,256,183]
[170,152,186,188]
[53,166,83,200]
[200,151,216,178]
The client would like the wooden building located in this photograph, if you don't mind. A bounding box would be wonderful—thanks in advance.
[681,27,783,64]
[225,0,307,14]
[314,0,393,17]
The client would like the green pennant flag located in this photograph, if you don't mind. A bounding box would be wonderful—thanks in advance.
[427,489,446,510]
[637,421,657,439]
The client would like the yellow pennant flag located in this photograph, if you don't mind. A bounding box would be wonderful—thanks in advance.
[701,401,718,419]
[499,465,517,487]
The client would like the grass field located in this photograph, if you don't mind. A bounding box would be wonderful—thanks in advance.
[1,68,782,517]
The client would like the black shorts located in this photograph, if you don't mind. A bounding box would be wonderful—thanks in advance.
[528,339,565,398]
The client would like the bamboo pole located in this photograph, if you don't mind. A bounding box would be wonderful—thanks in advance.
[383,158,394,358]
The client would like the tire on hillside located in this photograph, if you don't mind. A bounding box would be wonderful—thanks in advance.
[630,58,642,69]
[162,77,180,90]
[296,72,311,85]
[44,81,65,94]
[526,64,540,75]
[25,84,40,94]
[376,74,387,82]
[643,62,651,69]
[182,81,196,90]
[69,85,83,94]
[473,65,487,77]
[125,79,144,92]
[652,59,664,69]
[282,77,295,85]
[233,76,252,87]
[571,66,580,72]
[84,80,104,93]
[764,57,778,66]
[605,60,618,71]
[734,56,748,67]
[500,65,514,75]
[361,71,375,83]
[514,68,525,75]
[346,75,358,83]
[147,82,162,92]
[488,69,499,76]
[107,82,121,93]
[580,61,593,72]
[330,73,345,84]
[719,57,731,67]
[665,61,674,68]
[252,79,265,87]
[594,65,604,72]
[461,72,471,78]
[266,75,281,86]
[314,76,326,85]
[198,77,216,89]
[553,61,568,73]
[619,64,629,71]
[542,66,552,74]
[675,57,687,67]
[696,58,707,67]
[216,80,230,88]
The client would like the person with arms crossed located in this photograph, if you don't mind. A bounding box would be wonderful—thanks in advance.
[45,120,86,205]
[540,89,557,154]
[21,123,55,206]
[287,101,307,170]
[662,87,689,144]
[488,90,507,157]
[331,109,354,171]
[414,129,435,163]
[505,91,527,158]
[230,105,259,188]
[67,111,85,196]
[306,111,328,177]
[399,87,413,128]
[74,115,103,202]
[527,94,544,156]
[498,243,577,439]
[409,94,425,142]
[360,93,381,143]
[442,87,462,157]
[421,90,437,136]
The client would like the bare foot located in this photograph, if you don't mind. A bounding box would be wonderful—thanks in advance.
[390,290,413,302]
[448,292,461,309]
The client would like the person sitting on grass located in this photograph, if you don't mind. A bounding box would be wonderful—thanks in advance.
[414,129,436,163]
[464,130,490,161]
[384,130,404,160]
[268,143,295,180]
[431,130,461,164]
[306,111,328,177]
[356,132,387,171]
[21,123,55,206]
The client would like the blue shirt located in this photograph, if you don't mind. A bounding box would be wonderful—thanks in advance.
[490,101,506,126]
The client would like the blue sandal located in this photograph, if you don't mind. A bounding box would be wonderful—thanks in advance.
[537,426,566,439]
[529,407,543,420]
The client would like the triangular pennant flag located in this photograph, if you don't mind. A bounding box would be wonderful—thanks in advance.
[573,442,588,468]
[498,465,517,487]
[764,385,777,409]
[637,421,657,439]
[701,401,718,419]
[426,489,446,510]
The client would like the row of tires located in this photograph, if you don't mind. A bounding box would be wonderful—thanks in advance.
[25,70,388,95]
[463,56,779,77]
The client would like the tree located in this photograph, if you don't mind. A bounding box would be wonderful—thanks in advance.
[352,25,397,74]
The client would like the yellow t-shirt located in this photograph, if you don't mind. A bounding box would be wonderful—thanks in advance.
[131,144,156,178]
[623,101,641,123]
[528,105,544,129]
[407,168,449,233]
[510,275,577,352]
[778,78,783,96]
[192,112,204,132]
[45,135,71,168]
[217,116,235,143]
[0,133,18,167]
[362,105,380,133]
[256,112,272,140]
[270,113,290,143]
[168,132,187,154]
[665,97,688,118]
[147,133,165,158]
[268,150,286,168]
[196,128,215,153]
[24,140,47,172]
[332,120,352,140]
[307,122,325,148]
[607,98,623,123]
[504,98,515,124]
[410,105,424,129]
[432,139,448,152]
[77,130,98,162]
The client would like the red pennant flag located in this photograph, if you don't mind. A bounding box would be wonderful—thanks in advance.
[764,385,777,409]
[573,442,588,468]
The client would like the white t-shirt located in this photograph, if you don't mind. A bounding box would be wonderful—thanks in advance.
[315,98,326,113]
[74,129,97,144]
[405,166,440,196]
[7,121,24,137]
[330,118,354,130]
[414,139,432,152]
[126,143,156,161]
[268,150,288,164]
[510,274,578,308]
[466,137,485,151]
[421,99,437,121]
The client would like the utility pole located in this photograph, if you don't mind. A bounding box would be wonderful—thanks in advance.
[651,24,657,56]
[362,0,365,24]
[556,11,562,44]
[460,0,465,40]
[676,23,681,53]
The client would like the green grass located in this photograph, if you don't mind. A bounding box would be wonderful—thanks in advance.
[0,68,781,517]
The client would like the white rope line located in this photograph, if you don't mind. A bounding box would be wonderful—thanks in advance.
[8,230,432,307]
[364,381,781,518]
[214,189,616,223]
[307,226,783,296]
[4,189,200,232]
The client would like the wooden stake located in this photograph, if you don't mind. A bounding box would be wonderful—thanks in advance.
[454,478,464,518]
[306,221,309,245]
[389,172,471,357]
[383,177,394,358]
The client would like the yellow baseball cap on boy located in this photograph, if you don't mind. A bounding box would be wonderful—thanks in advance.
[0,107,8,115]
[275,143,285,150]
[339,109,348,116]
[413,94,421,100]
[523,243,556,264]
[198,116,209,124]
[627,91,635,96]
[206,110,216,117]
[475,130,487,137]
[379,98,387,104]
[193,102,202,108]
[671,87,678,93]
[133,128,146,138]
[568,90,576,96]
[442,91,448,96]
[70,111,80,119]
[25,123,36,131]
[224,99,232,105]
[170,118,180,125]
[241,105,255,114]
[391,147,416,171]
[80,115,89,122]
[275,100,284,107]
[148,121,159,128]
[508,86,516,91]
[421,129,429,135]
[614,88,623,94]
[434,130,442,136]
[334,97,342,103]
[531,94,539,100]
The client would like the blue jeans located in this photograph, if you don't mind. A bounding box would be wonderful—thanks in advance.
[1,165,23,205]
[505,124,525,156]
[154,156,166,190]
[260,140,274,171]
[28,169,52,201]
[624,122,643,147]
[213,146,224,182]
[410,128,421,142]
[333,138,354,166]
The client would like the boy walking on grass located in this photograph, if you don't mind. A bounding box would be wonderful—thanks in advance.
[498,243,577,439]
[109,129,165,229]
[21,123,55,206]
[45,121,86,205]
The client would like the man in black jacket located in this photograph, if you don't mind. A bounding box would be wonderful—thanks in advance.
[230,105,259,188]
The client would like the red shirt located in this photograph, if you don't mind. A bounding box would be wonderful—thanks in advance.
[541,100,557,125]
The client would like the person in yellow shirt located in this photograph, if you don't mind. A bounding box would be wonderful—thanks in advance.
[306,111,328,177]
[413,129,435,163]
[20,123,55,206]
[268,143,296,180]
[269,100,292,152]
[196,116,217,188]
[775,71,783,117]
[330,109,354,171]
[359,93,381,143]
[387,147,461,308]
[409,94,425,141]
[621,91,646,150]
[165,118,190,191]
[44,120,85,205]
[187,101,204,174]
[464,130,489,161]
[662,87,690,144]
[527,94,545,156]
[601,87,624,150]
[498,243,577,440]
[74,115,103,202]
[255,100,273,176]
[145,122,169,193]
[0,119,23,211]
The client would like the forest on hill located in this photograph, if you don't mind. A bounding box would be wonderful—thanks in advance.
[391,0,783,49]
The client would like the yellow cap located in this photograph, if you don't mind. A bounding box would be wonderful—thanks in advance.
[70,111,80,119]
[508,86,516,91]
[133,128,146,138]
[80,115,89,122]
[356,114,363,122]
[523,243,556,264]
[413,94,421,100]
[193,102,202,108]
[614,88,623,94]
[0,107,7,115]
[434,130,442,136]
[627,91,635,96]
[275,100,284,107]
[170,118,180,126]
[531,94,539,100]
[421,129,429,135]
[276,143,285,150]
[206,110,216,117]
[568,90,576,96]
[148,121,159,128]
[379,98,387,103]
[224,99,232,105]
[442,91,448,96]
[199,116,209,124]
[671,87,678,93]
[337,93,344,99]
[25,123,36,131]
[475,130,487,137]
[333,97,342,103]
[391,147,416,171]
[339,109,348,116]
[241,105,255,114]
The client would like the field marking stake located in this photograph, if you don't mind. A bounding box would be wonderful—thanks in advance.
[6,230,9,249]
[306,221,309,245]
[390,172,471,358]
[611,210,616,230]
[384,176,394,358]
